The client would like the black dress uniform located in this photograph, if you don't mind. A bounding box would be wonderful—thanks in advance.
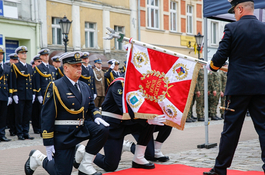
[57,65,64,79]
[11,61,34,140]
[79,64,97,96]
[94,78,155,172]
[104,61,124,89]
[0,47,12,141]
[204,1,265,175]
[24,52,109,175]
[5,53,19,136]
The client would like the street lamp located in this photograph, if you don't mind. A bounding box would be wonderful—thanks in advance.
[194,32,204,59]
[59,16,72,52]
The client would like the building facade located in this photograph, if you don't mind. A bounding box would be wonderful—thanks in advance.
[139,0,203,58]
[0,0,40,62]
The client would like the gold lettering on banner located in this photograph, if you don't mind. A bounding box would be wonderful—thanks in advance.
[139,70,173,103]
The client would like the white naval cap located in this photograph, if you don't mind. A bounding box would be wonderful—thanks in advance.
[59,51,84,64]
[38,49,50,55]
[15,46,28,54]
[0,46,5,53]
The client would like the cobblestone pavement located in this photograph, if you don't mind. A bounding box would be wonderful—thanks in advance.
[1,117,263,175]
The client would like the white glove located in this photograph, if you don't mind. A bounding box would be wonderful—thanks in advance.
[94,117,110,127]
[110,62,115,69]
[147,115,166,126]
[38,96,43,104]
[94,94,97,100]
[7,97,12,106]
[32,94,35,104]
[46,145,55,161]
[206,61,212,71]
[13,95,19,104]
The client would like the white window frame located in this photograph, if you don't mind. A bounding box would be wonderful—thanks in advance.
[114,26,125,50]
[187,5,193,34]
[85,22,97,48]
[52,17,63,45]
[211,22,218,45]
[147,0,160,29]
[170,1,177,32]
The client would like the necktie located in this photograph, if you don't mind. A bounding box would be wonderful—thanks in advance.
[74,83,79,92]
[86,66,89,71]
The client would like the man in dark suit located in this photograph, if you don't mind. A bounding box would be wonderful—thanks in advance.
[104,60,123,89]
[5,53,19,136]
[24,52,109,175]
[204,1,265,175]
[0,46,11,142]
[32,49,56,134]
[85,78,165,172]
[51,55,61,79]
[79,52,97,100]
[11,46,35,140]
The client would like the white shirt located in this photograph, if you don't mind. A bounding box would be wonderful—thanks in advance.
[20,61,27,66]
[0,61,3,69]
[42,62,49,68]
[65,75,80,92]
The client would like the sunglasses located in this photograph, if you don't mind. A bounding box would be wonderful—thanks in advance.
[37,61,42,63]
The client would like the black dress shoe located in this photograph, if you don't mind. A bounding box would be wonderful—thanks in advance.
[24,135,34,140]
[147,156,169,162]
[18,135,25,140]
[198,118,204,122]
[78,171,102,175]
[24,150,36,175]
[186,118,193,123]
[0,136,11,142]
[203,169,219,175]
[132,161,155,169]
[211,116,219,120]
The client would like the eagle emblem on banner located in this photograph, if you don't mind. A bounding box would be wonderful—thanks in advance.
[133,52,149,68]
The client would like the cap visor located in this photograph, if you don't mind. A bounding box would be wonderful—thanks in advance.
[67,61,85,64]
[228,6,235,13]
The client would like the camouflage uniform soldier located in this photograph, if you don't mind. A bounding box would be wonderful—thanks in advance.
[208,71,222,120]
[195,65,205,121]
[187,92,196,122]
[219,70,227,119]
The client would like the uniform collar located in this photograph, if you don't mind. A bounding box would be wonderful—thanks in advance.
[65,75,79,85]
[20,61,27,66]
[42,62,49,67]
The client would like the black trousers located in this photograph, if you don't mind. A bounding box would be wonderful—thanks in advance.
[94,118,155,172]
[131,125,172,159]
[43,122,109,175]
[31,101,42,133]
[0,100,8,137]
[213,95,265,175]
[14,100,32,137]
[7,103,16,134]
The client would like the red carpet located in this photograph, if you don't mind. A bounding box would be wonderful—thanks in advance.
[105,164,263,175]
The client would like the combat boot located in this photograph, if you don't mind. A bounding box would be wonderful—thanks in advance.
[24,150,46,175]
[78,152,102,175]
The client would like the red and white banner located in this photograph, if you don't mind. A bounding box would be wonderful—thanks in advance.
[122,44,200,130]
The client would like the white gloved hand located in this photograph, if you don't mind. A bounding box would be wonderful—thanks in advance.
[147,115,166,126]
[94,94,97,100]
[110,62,115,69]
[32,94,35,104]
[7,97,12,106]
[46,145,55,161]
[206,61,212,71]
[38,96,43,104]
[94,117,110,127]
[13,95,19,104]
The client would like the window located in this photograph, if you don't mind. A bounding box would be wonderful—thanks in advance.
[170,1,177,31]
[147,0,159,29]
[114,26,124,50]
[211,22,218,45]
[85,22,96,48]
[52,17,62,45]
[187,5,193,34]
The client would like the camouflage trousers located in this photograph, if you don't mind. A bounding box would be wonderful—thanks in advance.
[220,96,225,115]
[209,93,220,116]
[196,91,204,119]
[187,94,196,118]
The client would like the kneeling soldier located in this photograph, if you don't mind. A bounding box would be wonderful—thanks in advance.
[24,52,109,175]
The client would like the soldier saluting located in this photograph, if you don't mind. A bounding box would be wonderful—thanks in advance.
[24,52,109,175]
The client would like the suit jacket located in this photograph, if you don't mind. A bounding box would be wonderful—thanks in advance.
[210,15,265,95]
[0,63,11,101]
[79,65,97,95]
[93,67,105,97]
[33,63,57,97]
[11,62,34,100]
[41,76,101,149]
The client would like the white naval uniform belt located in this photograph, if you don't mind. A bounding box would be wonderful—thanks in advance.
[54,119,84,125]
[102,111,123,120]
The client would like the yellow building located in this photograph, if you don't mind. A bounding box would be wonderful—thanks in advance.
[42,0,135,61]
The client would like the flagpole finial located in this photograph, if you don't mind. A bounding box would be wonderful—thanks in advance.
[103,27,122,41]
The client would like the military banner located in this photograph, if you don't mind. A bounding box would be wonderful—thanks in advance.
[122,44,200,130]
